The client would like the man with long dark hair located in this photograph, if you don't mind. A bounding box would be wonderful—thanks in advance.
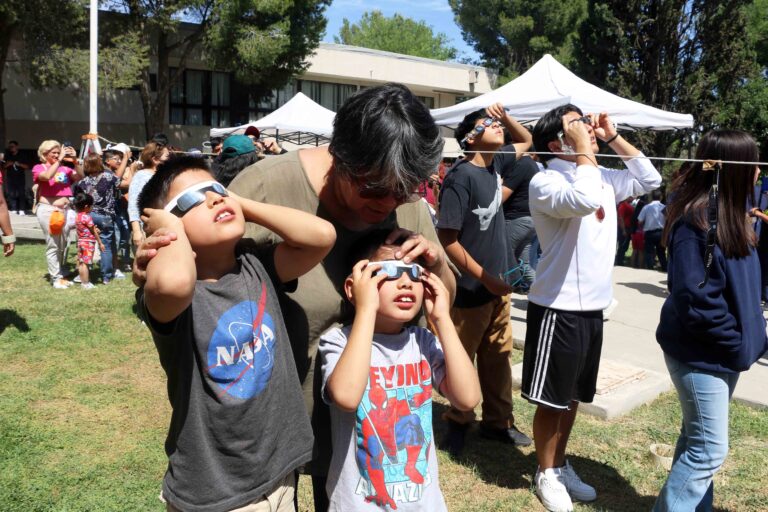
[525,104,660,512]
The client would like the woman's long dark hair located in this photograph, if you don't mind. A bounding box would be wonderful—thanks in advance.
[663,129,758,258]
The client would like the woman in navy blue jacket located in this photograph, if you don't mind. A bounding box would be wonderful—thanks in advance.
[654,130,768,511]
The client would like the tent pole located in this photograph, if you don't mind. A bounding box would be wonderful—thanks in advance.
[89,0,98,135]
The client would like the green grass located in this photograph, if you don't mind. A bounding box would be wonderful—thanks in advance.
[1,241,766,511]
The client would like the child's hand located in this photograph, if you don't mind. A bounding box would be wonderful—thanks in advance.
[422,270,450,322]
[141,207,183,237]
[349,260,387,314]
[98,242,106,252]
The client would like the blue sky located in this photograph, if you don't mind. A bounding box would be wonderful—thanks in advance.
[322,0,480,62]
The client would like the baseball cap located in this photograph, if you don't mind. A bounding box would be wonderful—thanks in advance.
[107,142,131,154]
[220,135,254,160]
[244,126,261,139]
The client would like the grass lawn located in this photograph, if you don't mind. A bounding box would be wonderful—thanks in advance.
[2,241,767,511]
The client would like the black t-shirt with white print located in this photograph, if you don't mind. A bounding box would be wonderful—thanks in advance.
[437,145,513,307]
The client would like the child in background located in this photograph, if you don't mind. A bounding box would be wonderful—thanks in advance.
[74,192,105,290]
[137,156,336,511]
[319,230,480,511]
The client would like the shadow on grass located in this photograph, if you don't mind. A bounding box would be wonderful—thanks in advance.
[617,281,668,299]
[0,309,30,335]
[433,401,659,511]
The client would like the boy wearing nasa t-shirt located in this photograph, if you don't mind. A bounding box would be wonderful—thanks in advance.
[136,156,335,512]
[319,231,480,511]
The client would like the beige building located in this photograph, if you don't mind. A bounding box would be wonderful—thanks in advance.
[3,32,495,150]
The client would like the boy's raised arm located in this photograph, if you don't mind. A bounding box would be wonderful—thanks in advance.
[141,208,197,324]
[232,192,336,283]
[422,271,481,411]
[326,261,387,412]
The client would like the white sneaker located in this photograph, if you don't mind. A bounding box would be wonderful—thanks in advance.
[18,211,26,216]
[113,269,126,279]
[561,460,597,502]
[52,278,70,289]
[81,282,95,290]
[535,468,574,512]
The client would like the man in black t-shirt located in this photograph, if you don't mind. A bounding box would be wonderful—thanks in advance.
[501,155,540,291]
[437,103,533,456]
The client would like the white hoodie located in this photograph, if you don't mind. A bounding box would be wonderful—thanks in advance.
[528,155,661,311]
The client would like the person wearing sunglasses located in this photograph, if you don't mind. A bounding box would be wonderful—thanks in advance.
[133,83,456,511]
[319,230,480,511]
[523,104,661,511]
[436,103,534,458]
[136,156,336,512]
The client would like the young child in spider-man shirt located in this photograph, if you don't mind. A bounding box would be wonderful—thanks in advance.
[73,192,105,289]
[319,230,480,511]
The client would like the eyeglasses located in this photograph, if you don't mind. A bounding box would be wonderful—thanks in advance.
[370,260,424,282]
[164,180,228,217]
[356,180,421,204]
[568,116,592,125]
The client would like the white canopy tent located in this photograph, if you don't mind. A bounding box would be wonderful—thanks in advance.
[209,92,336,139]
[431,54,694,131]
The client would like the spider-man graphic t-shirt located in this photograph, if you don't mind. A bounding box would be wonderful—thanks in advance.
[320,325,447,511]
[139,245,313,512]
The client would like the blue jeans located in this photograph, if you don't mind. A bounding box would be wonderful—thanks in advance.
[504,217,536,285]
[653,354,739,512]
[90,212,115,281]
[114,204,131,264]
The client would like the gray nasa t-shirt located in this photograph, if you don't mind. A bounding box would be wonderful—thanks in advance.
[319,326,447,511]
[140,248,313,512]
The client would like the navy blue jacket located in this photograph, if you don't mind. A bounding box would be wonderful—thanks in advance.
[657,221,767,373]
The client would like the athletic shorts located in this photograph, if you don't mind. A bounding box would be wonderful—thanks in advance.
[521,302,603,409]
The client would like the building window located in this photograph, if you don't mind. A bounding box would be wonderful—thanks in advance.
[297,80,357,111]
[417,96,435,109]
[169,68,231,127]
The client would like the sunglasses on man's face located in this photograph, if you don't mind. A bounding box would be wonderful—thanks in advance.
[370,260,424,282]
[164,181,228,217]
[356,181,421,204]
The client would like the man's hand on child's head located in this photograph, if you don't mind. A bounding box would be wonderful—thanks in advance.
[387,228,442,268]
[349,259,387,314]
[132,227,179,286]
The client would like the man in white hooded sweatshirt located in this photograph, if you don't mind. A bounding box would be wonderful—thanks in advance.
[524,104,661,512]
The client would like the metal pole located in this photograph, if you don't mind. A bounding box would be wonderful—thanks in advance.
[89,0,98,134]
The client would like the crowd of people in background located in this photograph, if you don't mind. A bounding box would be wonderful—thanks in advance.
[1,82,767,512]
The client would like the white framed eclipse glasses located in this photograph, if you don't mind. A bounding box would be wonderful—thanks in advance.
[460,117,501,147]
[369,260,424,282]
[164,180,229,217]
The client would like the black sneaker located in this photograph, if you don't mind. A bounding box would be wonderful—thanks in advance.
[439,421,468,458]
[479,424,533,447]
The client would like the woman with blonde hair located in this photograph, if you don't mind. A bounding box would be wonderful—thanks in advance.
[654,129,768,510]
[32,140,83,288]
[127,141,169,248]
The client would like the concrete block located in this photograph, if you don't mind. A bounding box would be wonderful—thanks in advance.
[511,359,671,420]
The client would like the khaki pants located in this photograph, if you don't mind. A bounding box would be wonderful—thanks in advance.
[166,472,295,512]
[443,296,515,429]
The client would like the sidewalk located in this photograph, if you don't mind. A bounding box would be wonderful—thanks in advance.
[510,265,768,413]
[9,210,75,242]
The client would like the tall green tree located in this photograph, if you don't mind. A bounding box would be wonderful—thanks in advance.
[450,0,586,83]
[333,10,457,61]
[574,0,763,162]
[100,0,329,138]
